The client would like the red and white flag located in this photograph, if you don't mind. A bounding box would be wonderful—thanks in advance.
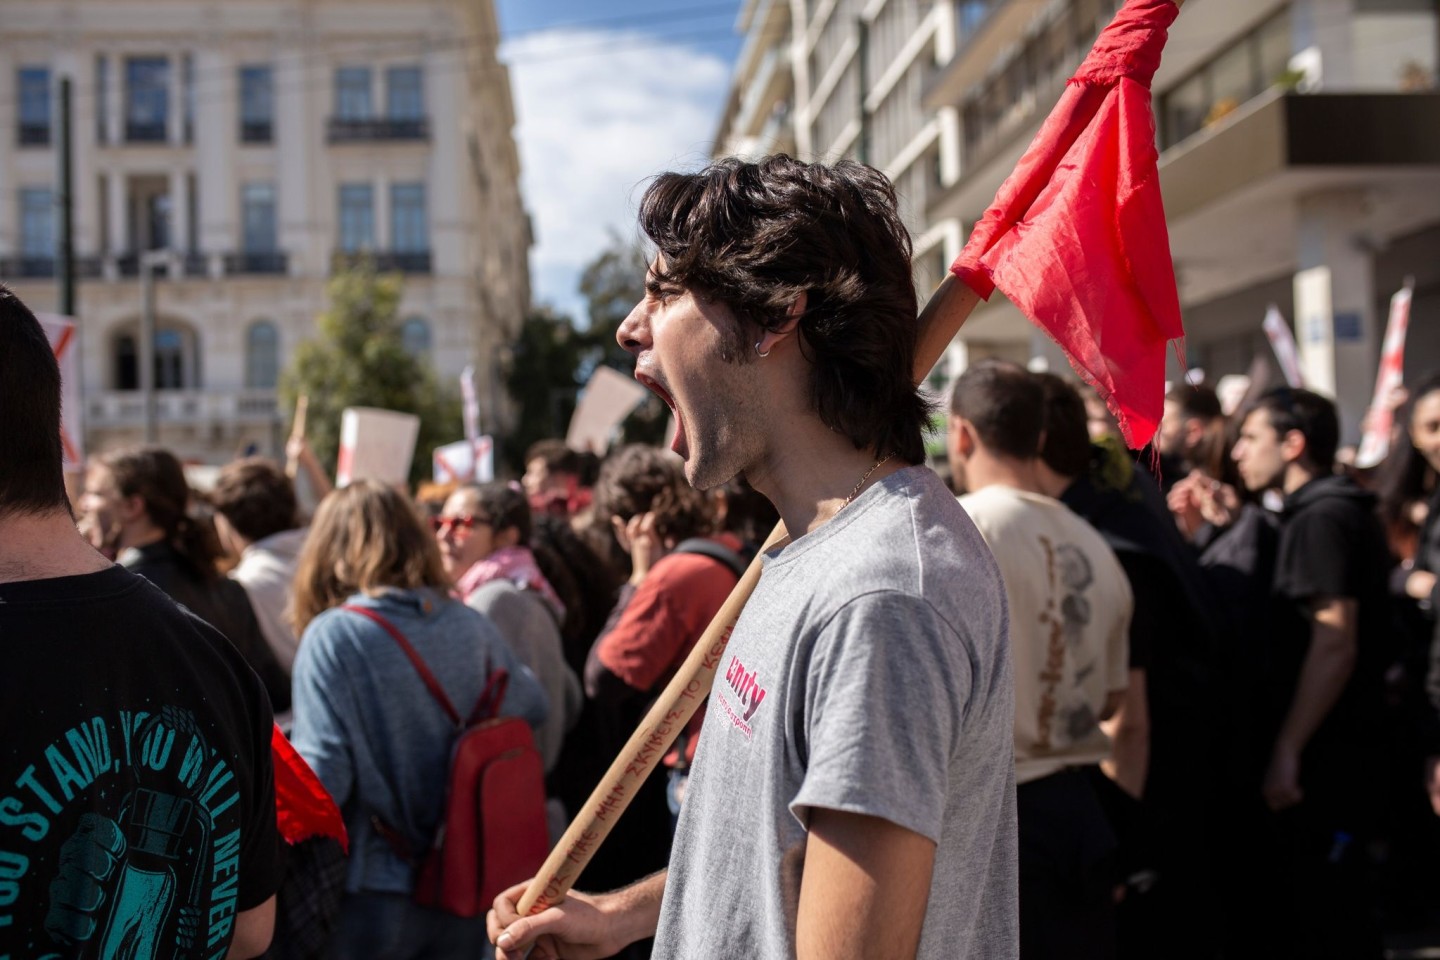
[1262,305,1305,389]
[1355,282,1414,469]
[36,313,85,469]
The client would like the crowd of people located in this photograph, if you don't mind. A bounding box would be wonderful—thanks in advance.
[4,152,1440,960]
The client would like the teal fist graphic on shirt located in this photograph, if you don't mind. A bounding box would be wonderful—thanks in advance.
[45,812,127,944]
[44,790,197,959]
[0,706,247,956]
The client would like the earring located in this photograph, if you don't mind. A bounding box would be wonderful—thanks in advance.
[754,340,771,359]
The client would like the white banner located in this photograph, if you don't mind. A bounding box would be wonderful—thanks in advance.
[1355,283,1414,469]
[336,407,420,487]
[1261,304,1305,389]
[35,313,85,470]
[433,436,494,484]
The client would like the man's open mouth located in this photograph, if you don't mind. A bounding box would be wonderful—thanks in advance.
[635,371,687,456]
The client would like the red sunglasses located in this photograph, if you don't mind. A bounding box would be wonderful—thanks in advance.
[431,514,490,534]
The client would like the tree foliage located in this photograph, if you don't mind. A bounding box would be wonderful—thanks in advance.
[502,234,667,471]
[280,264,459,485]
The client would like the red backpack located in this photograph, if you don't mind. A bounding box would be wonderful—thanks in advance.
[344,605,550,917]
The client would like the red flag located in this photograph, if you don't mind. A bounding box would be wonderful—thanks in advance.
[271,722,349,851]
[952,0,1183,450]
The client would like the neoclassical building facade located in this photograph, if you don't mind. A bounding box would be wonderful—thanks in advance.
[0,0,530,461]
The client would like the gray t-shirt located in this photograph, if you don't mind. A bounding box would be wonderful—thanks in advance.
[655,466,1018,959]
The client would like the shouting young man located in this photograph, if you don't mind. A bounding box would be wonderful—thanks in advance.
[490,157,1017,958]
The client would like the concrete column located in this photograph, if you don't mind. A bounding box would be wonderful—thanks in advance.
[0,51,14,256]
[374,174,390,255]
[107,171,128,255]
[170,168,191,252]
[426,49,462,274]
[1293,189,1376,445]
[1290,0,1357,90]
[167,53,184,145]
[105,52,123,145]
[274,48,315,272]
[66,54,101,256]
[194,49,235,257]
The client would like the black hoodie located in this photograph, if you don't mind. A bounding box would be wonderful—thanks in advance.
[1263,474,1392,784]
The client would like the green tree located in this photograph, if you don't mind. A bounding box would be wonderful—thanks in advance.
[575,233,667,447]
[503,305,591,474]
[280,263,459,485]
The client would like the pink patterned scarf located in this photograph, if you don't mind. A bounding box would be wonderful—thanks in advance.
[455,545,565,621]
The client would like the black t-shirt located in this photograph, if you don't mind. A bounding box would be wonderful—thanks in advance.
[1267,476,1391,770]
[0,565,280,957]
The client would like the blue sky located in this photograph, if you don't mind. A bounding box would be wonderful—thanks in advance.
[494,2,743,325]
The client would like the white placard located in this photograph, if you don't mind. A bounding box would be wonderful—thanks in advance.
[566,365,651,453]
[1294,267,1336,397]
[336,407,420,487]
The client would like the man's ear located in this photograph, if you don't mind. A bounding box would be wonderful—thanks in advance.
[948,416,975,459]
[756,291,807,357]
[1280,428,1308,465]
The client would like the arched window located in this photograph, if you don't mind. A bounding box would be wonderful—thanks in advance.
[246,321,279,388]
[401,316,431,360]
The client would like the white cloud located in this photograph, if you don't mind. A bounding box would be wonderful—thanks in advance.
[502,28,731,325]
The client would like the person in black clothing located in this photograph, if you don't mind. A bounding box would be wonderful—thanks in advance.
[0,284,280,957]
[1034,373,1226,960]
[80,446,291,713]
[1231,387,1391,959]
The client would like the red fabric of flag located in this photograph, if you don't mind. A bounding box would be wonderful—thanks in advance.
[951,0,1183,450]
[272,722,349,851]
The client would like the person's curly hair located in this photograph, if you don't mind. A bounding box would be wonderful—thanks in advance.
[591,445,713,545]
[637,155,930,465]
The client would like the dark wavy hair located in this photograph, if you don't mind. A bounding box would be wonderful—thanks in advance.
[591,444,713,544]
[100,447,222,580]
[637,155,929,465]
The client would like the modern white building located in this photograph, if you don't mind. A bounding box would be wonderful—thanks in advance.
[712,0,960,306]
[718,0,1440,441]
[0,0,530,462]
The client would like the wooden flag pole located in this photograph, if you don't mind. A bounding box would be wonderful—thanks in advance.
[285,395,309,480]
[517,278,982,915]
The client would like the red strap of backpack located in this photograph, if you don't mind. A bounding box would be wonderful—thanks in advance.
[342,604,509,729]
[343,604,463,727]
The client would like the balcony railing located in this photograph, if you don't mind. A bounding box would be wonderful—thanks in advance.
[17,123,50,146]
[87,389,280,428]
[125,121,168,143]
[332,250,432,274]
[224,251,289,275]
[182,252,209,278]
[326,117,429,143]
[0,256,105,280]
[240,120,273,144]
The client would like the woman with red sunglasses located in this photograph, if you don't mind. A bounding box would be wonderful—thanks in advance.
[435,484,582,807]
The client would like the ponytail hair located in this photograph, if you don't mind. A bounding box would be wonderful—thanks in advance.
[99,446,222,580]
